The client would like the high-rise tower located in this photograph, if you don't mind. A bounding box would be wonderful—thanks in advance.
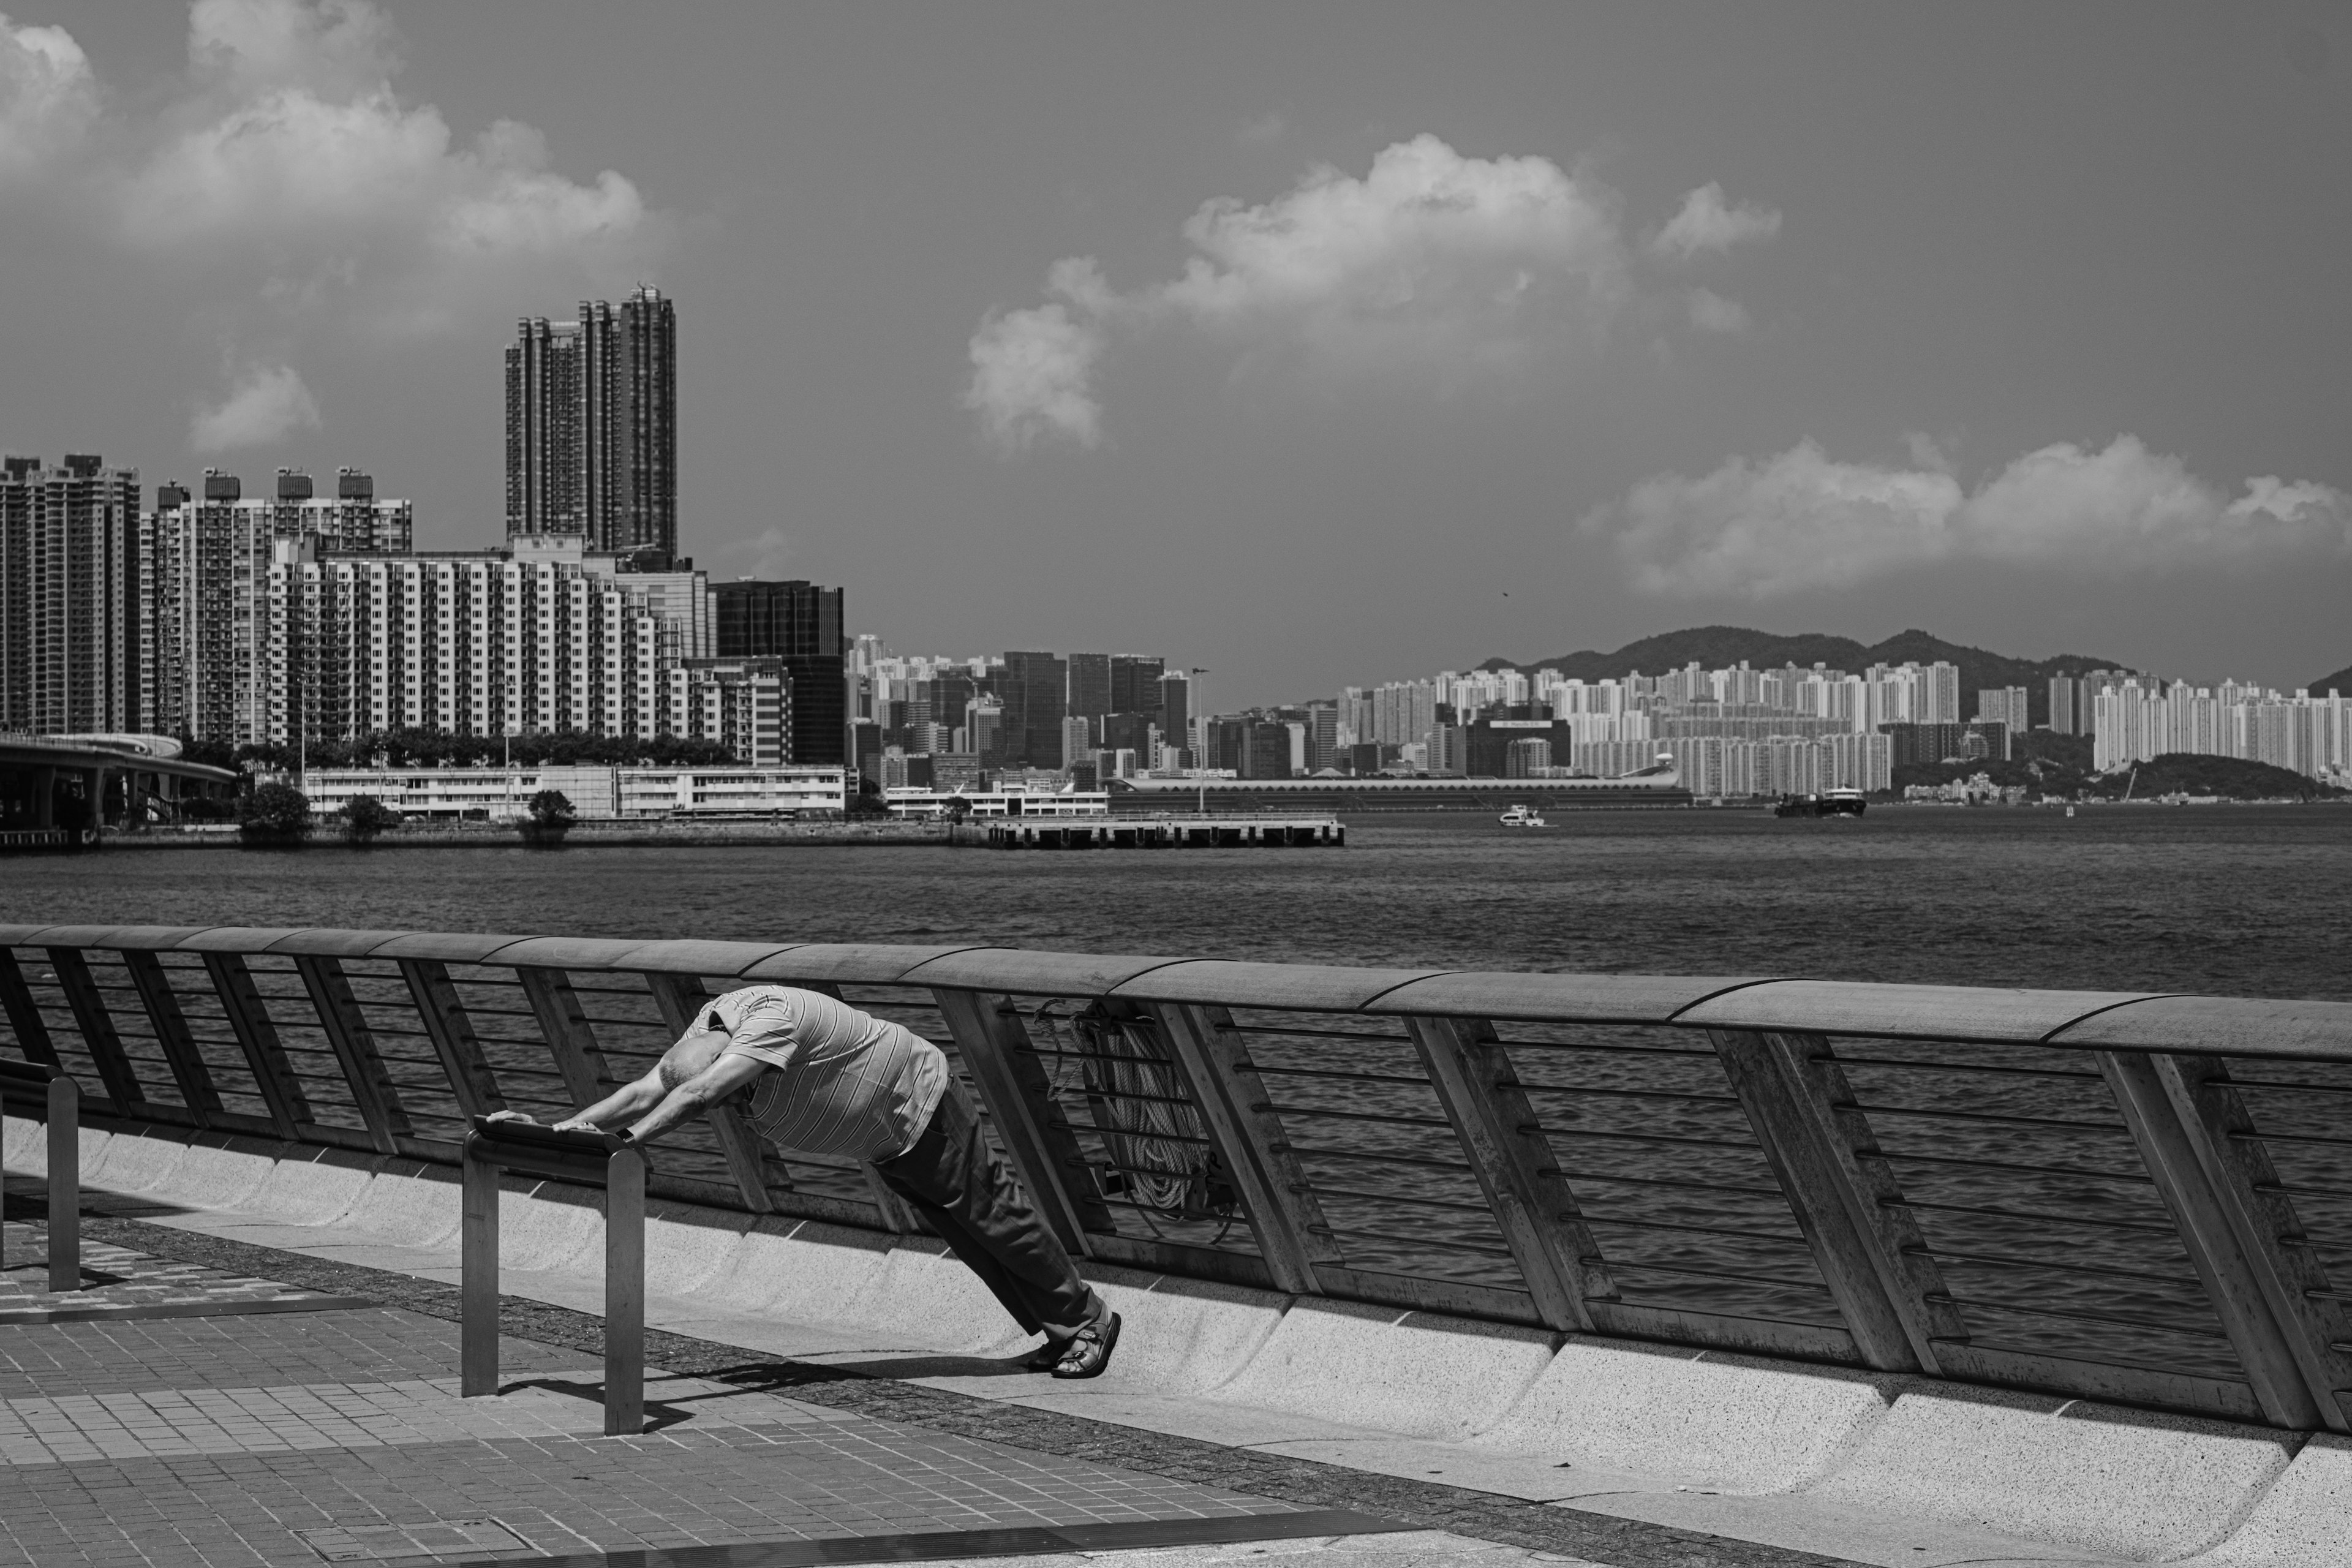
[505,286,677,561]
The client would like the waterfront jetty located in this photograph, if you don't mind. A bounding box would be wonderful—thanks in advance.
[9,922,2352,1566]
[986,813,1343,848]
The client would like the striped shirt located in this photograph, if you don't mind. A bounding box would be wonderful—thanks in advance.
[701,986,948,1161]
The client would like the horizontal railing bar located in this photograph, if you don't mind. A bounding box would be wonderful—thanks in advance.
[1849,1102,2129,1134]
[1938,1294,2232,1342]
[1831,1054,2107,1082]
[1581,1215,1815,1247]
[1224,1024,1415,1044]
[1917,1246,2203,1289]
[1307,1185,1502,1215]
[1596,1259,1839,1293]
[1532,1126,1763,1153]
[1324,1226,1517,1261]
[1887,1196,2187,1238]
[1558,1168,1795,1200]
[1284,1145,1479,1174]
[1263,1106,1453,1130]
[1518,1082,1744,1107]
[1250,1065,1434,1088]
[1493,1038,1722,1060]
[1874,1150,2157,1185]
[2229,1128,2352,1150]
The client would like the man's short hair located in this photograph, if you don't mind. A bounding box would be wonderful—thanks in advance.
[658,1028,729,1091]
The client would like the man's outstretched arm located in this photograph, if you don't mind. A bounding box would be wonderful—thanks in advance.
[516,1066,668,1134]
[623,1052,766,1144]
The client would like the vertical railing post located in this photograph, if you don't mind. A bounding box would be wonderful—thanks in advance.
[605,1145,646,1437]
[933,988,1113,1256]
[2100,1050,2352,1433]
[122,952,222,1127]
[1409,1014,1615,1333]
[295,956,412,1155]
[1147,1001,1340,1295]
[0,948,64,1067]
[1709,1028,1962,1373]
[461,1133,500,1398]
[48,948,145,1111]
[399,959,506,1119]
[641,972,783,1211]
[47,1074,78,1292]
[516,968,614,1109]
[203,952,313,1138]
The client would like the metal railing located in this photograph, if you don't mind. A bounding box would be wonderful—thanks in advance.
[5,922,2352,1434]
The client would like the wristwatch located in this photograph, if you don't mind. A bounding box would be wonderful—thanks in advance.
[613,1128,636,1144]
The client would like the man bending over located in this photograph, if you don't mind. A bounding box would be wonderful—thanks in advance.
[494,983,1119,1378]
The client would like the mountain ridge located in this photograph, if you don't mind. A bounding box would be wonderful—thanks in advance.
[1477,627,2134,728]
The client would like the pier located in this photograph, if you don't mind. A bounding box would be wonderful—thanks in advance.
[986,814,1344,848]
[7,922,2352,1566]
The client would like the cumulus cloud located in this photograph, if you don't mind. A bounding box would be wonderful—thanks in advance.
[1686,288,1749,334]
[967,301,1106,453]
[1587,435,2352,598]
[0,12,97,179]
[968,135,1769,453]
[190,362,320,450]
[120,1,659,284]
[1649,182,1782,261]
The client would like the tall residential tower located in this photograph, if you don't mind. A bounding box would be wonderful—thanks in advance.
[505,286,677,562]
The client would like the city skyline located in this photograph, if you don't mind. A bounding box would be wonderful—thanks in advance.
[0,3,2346,707]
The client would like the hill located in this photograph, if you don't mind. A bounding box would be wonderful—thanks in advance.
[2099,754,2346,802]
[1480,627,2132,728]
[2309,662,2352,698]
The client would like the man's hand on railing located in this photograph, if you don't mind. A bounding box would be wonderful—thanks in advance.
[483,1110,538,1126]
[550,1117,602,1134]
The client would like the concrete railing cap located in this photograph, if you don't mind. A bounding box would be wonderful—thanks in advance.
[97,924,230,951]
[367,931,540,963]
[1369,971,1777,1023]
[264,929,416,958]
[0,924,54,945]
[1676,978,2166,1043]
[173,927,311,954]
[24,924,216,951]
[739,943,995,985]
[615,940,806,976]
[1112,960,1451,1011]
[2048,994,2352,1061]
[491,936,663,969]
[907,949,1188,995]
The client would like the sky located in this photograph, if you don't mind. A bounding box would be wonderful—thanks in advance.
[1,1,2346,706]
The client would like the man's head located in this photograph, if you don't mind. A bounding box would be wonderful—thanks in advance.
[657,1027,729,1091]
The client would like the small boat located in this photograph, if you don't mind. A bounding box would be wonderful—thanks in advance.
[1499,804,1548,827]
[1773,790,1867,819]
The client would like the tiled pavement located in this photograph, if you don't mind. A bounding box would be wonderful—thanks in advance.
[0,1210,1846,1568]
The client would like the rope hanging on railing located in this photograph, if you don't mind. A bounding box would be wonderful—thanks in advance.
[1044,1003,1212,1215]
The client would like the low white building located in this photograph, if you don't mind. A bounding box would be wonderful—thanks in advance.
[304,765,846,821]
[883,785,1109,819]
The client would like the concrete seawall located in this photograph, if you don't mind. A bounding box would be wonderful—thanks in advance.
[8,1116,2345,1568]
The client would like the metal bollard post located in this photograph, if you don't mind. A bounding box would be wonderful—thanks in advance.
[1,1059,78,1292]
[45,1074,77,1293]
[603,1144,646,1436]
[460,1117,646,1435]
[459,1132,501,1399]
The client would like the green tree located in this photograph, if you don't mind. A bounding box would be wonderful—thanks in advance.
[941,794,973,823]
[236,782,313,846]
[518,788,576,845]
[341,794,399,845]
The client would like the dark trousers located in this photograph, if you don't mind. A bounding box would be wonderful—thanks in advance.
[873,1082,1102,1341]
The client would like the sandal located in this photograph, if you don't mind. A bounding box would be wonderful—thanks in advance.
[1021,1336,1069,1371]
[1051,1311,1121,1379]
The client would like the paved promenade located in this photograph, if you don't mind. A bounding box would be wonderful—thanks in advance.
[0,1186,1850,1568]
